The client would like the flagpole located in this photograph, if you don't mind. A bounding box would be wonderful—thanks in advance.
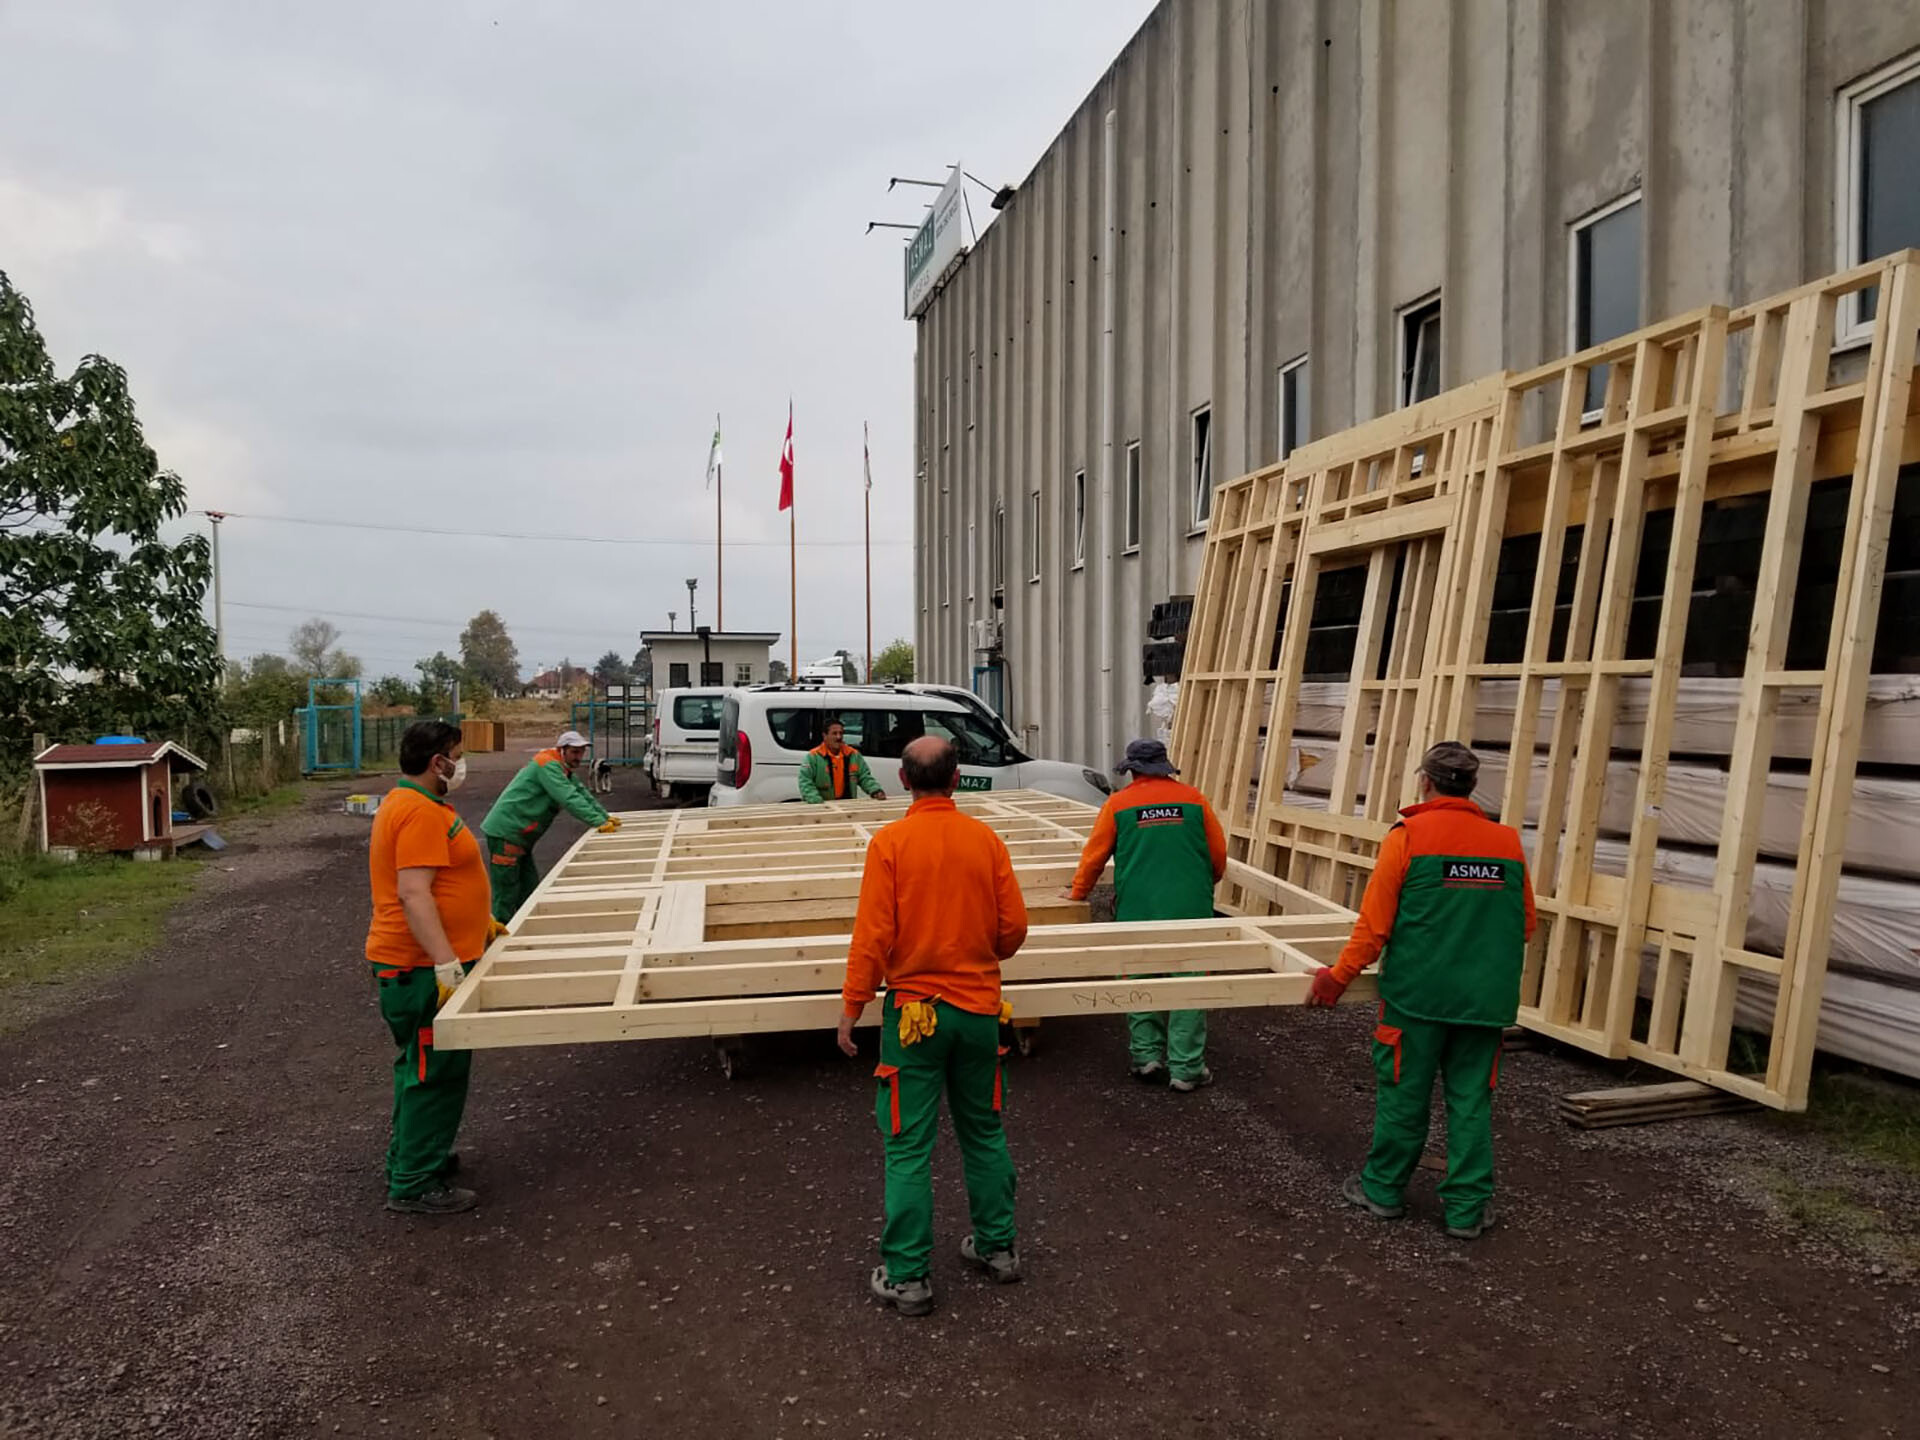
[864,471,873,683]
[789,503,798,677]
[716,451,725,632]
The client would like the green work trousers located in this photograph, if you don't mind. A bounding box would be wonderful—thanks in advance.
[873,999,1017,1283]
[1128,1009,1208,1082]
[1360,1003,1501,1229]
[373,964,472,1200]
[486,836,540,924]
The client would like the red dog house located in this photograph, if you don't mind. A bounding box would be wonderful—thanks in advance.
[33,741,209,855]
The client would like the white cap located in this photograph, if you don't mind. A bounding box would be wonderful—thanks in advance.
[557,730,591,749]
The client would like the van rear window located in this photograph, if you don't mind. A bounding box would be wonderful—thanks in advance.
[674,695,724,731]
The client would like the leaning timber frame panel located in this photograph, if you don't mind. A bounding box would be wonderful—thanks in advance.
[434,790,1367,1050]
[1176,252,1920,1109]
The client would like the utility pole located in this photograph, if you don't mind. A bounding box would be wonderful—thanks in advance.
[205,510,227,661]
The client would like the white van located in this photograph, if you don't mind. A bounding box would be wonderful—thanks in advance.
[711,685,1111,807]
[647,688,727,801]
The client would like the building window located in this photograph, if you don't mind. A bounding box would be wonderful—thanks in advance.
[1026,489,1041,582]
[700,661,724,685]
[940,533,950,608]
[668,662,690,688]
[1838,51,1920,343]
[1072,470,1087,569]
[966,520,976,601]
[1190,406,1213,530]
[1278,356,1310,460]
[991,503,1006,593]
[1570,193,1643,415]
[967,349,977,430]
[1396,295,1442,407]
[735,662,754,685]
[942,373,952,448]
[1124,442,1141,553]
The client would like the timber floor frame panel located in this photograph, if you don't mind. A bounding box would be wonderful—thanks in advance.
[434,790,1371,1050]
[1172,252,1920,1110]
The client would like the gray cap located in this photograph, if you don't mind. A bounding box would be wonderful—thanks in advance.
[1114,738,1179,777]
[1420,740,1479,795]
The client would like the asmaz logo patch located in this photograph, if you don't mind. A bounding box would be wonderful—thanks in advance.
[1134,804,1187,825]
[1444,860,1506,884]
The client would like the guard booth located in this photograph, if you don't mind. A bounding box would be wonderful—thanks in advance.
[33,741,209,856]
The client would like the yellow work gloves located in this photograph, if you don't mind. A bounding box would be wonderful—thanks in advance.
[433,958,465,1010]
[898,999,939,1047]
[597,815,623,834]
[898,997,1016,1046]
[487,917,510,942]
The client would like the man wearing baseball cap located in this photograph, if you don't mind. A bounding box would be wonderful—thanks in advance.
[1065,738,1226,1091]
[1305,740,1535,1239]
[480,729,620,924]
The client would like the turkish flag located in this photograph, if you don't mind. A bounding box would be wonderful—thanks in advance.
[777,402,794,511]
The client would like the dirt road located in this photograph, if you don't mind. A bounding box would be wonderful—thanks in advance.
[1,747,1913,1438]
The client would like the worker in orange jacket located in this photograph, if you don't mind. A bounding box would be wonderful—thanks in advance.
[1306,741,1535,1238]
[1066,739,1227,1090]
[837,736,1029,1317]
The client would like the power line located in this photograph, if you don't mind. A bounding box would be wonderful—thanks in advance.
[199,509,911,548]
[224,597,639,642]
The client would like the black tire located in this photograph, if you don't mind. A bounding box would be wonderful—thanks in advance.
[181,780,218,819]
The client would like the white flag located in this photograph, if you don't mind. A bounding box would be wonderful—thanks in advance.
[705,415,723,489]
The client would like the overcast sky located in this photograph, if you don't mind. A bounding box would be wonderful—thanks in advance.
[0,0,1154,681]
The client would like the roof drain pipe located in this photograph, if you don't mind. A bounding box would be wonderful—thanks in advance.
[1098,105,1118,772]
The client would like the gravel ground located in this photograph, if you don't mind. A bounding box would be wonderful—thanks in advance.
[0,745,1913,1439]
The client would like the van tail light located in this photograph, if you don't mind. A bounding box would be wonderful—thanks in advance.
[653,718,660,749]
[734,731,752,785]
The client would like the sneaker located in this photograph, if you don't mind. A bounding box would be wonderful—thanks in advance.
[1446,1204,1496,1240]
[1340,1172,1405,1220]
[960,1234,1023,1285]
[1129,1060,1168,1084]
[385,1184,478,1215]
[1168,1067,1214,1093]
[869,1265,934,1317]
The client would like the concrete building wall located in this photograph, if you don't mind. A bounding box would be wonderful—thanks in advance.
[912,0,1920,769]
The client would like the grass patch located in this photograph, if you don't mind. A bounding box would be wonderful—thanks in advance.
[1785,1067,1920,1176]
[222,781,308,818]
[1765,1172,1920,1268]
[0,853,200,1029]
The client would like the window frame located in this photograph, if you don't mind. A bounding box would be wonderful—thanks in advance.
[1123,441,1141,554]
[1567,189,1645,420]
[965,519,976,601]
[1277,354,1309,461]
[1026,488,1041,583]
[1071,469,1087,570]
[1836,49,1920,346]
[991,502,1006,594]
[1189,405,1213,534]
[941,373,952,449]
[733,662,754,686]
[1395,293,1442,409]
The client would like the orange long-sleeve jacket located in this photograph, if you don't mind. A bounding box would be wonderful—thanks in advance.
[841,795,1029,1018]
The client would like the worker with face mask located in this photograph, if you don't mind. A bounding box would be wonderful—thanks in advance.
[480,729,619,923]
[365,720,505,1214]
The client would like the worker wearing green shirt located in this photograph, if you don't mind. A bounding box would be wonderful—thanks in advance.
[481,729,620,923]
[797,719,887,804]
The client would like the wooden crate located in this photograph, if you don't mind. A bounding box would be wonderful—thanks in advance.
[434,791,1369,1050]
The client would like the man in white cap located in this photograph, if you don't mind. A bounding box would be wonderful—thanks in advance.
[480,729,620,923]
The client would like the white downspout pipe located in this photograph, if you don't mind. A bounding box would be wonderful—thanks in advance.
[1098,106,1118,768]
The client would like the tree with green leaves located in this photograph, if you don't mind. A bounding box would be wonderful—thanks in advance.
[287,616,360,678]
[460,609,519,694]
[871,638,914,684]
[370,674,415,707]
[414,651,464,714]
[593,650,631,687]
[0,269,221,773]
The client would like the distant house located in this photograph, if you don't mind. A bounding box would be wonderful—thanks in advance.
[527,669,567,700]
[639,630,780,692]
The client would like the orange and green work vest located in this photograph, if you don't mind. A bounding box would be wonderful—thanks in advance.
[798,743,882,803]
[365,780,492,969]
[480,748,609,847]
[1068,776,1227,920]
[842,795,1029,1019]
[1329,796,1538,1026]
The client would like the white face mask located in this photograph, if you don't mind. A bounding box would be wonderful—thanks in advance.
[442,755,468,792]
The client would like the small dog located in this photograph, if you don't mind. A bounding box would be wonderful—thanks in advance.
[592,758,614,795]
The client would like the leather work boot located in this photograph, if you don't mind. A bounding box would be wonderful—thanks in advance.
[1341,1172,1406,1220]
[386,1184,478,1215]
[1446,1204,1497,1240]
[960,1234,1023,1285]
[869,1266,934,1317]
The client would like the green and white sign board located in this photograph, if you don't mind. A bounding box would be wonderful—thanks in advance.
[904,165,968,319]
